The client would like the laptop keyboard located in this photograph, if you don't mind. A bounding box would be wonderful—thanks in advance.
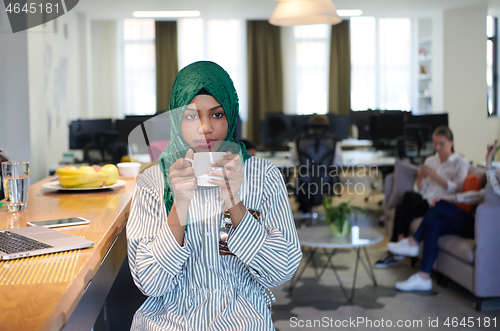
[0,231,53,254]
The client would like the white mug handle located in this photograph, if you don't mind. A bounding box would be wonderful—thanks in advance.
[185,158,194,167]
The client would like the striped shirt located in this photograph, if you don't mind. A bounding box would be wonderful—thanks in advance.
[455,168,500,205]
[127,156,302,331]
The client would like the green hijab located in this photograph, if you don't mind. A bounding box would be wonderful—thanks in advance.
[158,61,251,216]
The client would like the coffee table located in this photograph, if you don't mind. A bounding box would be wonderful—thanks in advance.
[289,226,384,302]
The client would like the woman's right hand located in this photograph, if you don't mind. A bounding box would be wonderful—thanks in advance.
[430,196,443,207]
[169,149,197,204]
[430,195,454,207]
[417,165,429,179]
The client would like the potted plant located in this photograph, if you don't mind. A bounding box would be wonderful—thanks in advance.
[322,197,366,238]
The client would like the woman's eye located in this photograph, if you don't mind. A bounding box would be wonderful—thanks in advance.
[213,112,224,118]
[186,114,199,120]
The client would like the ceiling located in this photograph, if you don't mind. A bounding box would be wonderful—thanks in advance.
[75,0,497,20]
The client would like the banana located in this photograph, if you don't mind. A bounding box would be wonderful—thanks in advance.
[72,181,106,188]
[58,172,108,188]
[56,168,83,177]
[56,165,95,177]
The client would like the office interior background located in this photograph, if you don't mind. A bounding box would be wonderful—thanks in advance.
[3,1,500,330]
[1,0,500,183]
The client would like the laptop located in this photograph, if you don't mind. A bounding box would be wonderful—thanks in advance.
[0,226,94,260]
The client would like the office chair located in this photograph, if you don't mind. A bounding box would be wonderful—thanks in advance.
[397,124,433,165]
[83,131,128,165]
[294,131,338,227]
[260,114,290,152]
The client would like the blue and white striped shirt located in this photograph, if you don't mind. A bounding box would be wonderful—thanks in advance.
[127,156,302,330]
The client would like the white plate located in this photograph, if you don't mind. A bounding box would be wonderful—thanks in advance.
[42,179,127,191]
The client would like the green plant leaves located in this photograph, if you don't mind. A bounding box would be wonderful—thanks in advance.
[322,197,366,227]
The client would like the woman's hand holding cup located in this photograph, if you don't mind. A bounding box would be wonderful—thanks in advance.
[169,149,197,207]
[207,152,244,208]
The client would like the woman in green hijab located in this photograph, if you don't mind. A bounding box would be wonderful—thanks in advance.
[127,61,301,331]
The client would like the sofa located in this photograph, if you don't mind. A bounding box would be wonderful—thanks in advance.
[383,159,500,311]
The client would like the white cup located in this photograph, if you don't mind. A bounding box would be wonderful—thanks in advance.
[186,152,226,187]
[117,162,141,178]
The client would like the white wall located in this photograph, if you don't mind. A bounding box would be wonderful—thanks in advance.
[91,21,119,119]
[431,13,444,113]
[2,13,120,183]
[0,10,31,166]
[281,27,296,116]
[441,4,500,164]
[77,13,93,119]
[27,13,82,182]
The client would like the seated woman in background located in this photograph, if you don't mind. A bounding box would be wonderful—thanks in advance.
[375,126,470,268]
[389,140,499,291]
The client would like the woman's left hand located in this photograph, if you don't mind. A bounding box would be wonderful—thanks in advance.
[208,152,244,208]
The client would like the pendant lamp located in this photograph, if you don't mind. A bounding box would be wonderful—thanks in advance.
[269,0,342,26]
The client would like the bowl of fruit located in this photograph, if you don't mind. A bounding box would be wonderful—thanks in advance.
[43,164,125,191]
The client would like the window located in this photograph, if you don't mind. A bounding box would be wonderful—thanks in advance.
[178,18,247,120]
[350,17,411,111]
[119,19,156,115]
[487,15,498,116]
[293,25,330,115]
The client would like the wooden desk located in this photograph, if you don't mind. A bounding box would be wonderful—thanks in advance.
[342,150,395,167]
[0,176,136,331]
[338,139,373,150]
[255,151,294,170]
[255,150,396,169]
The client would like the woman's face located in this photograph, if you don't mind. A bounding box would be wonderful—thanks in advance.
[181,94,229,152]
[433,134,453,157]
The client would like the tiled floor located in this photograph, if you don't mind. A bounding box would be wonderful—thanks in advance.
[272,246,500,330]
[274,176,500,330]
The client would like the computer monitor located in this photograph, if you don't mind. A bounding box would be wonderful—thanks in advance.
[405,113,449,134]
[124,115,155,122]
[288,115,311,135]
[326,114,349,140]
[369,111,410,141]
[69,119,114,150]
[260,113,291,150]
[286,114,349,141]
[350,110,380,140]
[115,119,141,144]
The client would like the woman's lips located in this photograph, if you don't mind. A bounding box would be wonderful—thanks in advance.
[196,139,215,148]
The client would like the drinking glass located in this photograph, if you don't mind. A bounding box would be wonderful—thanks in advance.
[1,161,29,212]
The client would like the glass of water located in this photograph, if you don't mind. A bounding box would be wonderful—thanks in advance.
[1,161,29,212]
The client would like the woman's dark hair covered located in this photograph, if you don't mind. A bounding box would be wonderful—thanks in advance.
[157,61,251,215]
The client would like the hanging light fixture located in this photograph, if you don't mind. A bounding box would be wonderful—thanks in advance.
[269,0,342,26]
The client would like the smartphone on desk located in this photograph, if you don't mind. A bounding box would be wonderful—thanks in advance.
[27,217,90,228]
